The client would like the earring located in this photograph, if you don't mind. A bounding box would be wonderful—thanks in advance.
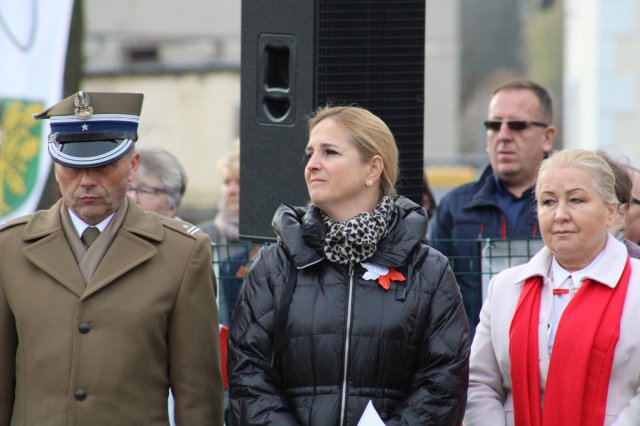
[366,180,373,187]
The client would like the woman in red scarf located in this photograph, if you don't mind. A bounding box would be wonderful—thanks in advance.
[465,149,640,426]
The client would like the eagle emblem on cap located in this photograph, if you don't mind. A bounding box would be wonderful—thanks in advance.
[74,91,93,120]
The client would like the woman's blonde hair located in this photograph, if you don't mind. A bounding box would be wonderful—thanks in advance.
[535,149,618,206]
[218,140,240,178]
[308,106,398,197]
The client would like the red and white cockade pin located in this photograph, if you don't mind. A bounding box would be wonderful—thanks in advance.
[362,263,406,290]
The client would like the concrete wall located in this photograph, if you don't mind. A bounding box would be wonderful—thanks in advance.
[83,0,241,220]
[82,71,240,213]
[84,0,240,72]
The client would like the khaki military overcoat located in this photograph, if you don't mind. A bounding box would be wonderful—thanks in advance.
[0,199,223,426]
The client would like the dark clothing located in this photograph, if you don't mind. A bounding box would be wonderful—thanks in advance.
[217,243,260,326]
[493,175,529,227]
[229,197,470,426]
[198,218,252,326]
[430,166,541,334]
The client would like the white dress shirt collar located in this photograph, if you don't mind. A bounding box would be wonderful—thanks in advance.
[67,208,115,238]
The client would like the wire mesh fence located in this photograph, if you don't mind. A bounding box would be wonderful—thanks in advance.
[212,242,263,280]
[430,237,545,301]
[212,242,264,326]
[211,237,546,283]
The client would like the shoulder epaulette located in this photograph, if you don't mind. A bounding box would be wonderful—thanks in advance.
[0,215,30,232]
[160,216,202,238]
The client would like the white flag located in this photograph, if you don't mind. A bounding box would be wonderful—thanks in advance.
[0,0,74,221]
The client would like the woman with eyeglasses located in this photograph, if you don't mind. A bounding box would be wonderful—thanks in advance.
[465,149,640,425]
[127,146,187,218]
[228,106,470,425]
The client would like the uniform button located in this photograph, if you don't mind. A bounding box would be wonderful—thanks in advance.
[75,388,87,401]
[78,322,91,334]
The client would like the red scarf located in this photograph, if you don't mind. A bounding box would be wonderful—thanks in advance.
[509,257,631,426]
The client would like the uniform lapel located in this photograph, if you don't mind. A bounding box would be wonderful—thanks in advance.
[22,198,165,299]
[84,232,157,298]
[84,200,164,299]
[22,200,86,297]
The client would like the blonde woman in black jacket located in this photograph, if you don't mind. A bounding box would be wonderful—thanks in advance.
[228,106,470,425]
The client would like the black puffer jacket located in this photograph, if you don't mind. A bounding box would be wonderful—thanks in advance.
[229,197,470,425]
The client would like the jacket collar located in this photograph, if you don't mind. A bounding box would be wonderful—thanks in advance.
[370,196,427,267]
[466,165,499,210]
[273,196,428,269]
[515,233,627,289]
[120,196,165,241]
[466,165,535,210]
[22,198,165,298]
[272,204,325,269]
[22,197,165,243]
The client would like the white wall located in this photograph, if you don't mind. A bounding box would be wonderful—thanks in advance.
[424,0,460,164]
[564,0,640,164]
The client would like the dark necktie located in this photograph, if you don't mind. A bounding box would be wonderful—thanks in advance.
[81,226,101,248]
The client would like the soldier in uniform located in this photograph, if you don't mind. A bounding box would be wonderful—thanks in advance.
[0,92,224,425]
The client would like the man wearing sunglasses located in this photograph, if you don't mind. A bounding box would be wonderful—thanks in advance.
[430,80,557,335]
[625,166,640,245]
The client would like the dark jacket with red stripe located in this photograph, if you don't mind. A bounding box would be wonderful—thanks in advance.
[430,165,540,335]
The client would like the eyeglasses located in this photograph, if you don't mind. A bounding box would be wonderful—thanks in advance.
[483,119,549,132]
[127,185,168,197]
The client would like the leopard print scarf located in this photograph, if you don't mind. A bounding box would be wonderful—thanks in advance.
[320,196,395,265]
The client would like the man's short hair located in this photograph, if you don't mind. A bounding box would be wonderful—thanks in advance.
[493,80,553,123]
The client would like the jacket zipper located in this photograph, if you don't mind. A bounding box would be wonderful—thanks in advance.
[339,263,355,426]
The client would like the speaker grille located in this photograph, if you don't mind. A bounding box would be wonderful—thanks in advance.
[315,0,425,203]
[240,0,425,240]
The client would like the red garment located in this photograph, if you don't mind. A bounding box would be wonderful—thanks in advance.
[509,257,631,426]
[220,324,230,390]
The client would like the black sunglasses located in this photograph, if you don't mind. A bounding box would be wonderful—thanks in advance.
[483,119,549,132]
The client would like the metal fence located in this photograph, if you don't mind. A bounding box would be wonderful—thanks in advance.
[211,242,263,280]
[212,242,265,327]
[430,237,545,300]
[211,237,547,322]
[211,237,546,282]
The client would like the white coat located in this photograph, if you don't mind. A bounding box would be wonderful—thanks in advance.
[465,234,640,426]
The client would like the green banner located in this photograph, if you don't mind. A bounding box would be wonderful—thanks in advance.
[0,98,44,216]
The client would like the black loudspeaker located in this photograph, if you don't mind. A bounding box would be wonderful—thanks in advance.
[240,0,425,241]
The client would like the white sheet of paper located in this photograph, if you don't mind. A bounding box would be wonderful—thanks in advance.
[357,400,385,426]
